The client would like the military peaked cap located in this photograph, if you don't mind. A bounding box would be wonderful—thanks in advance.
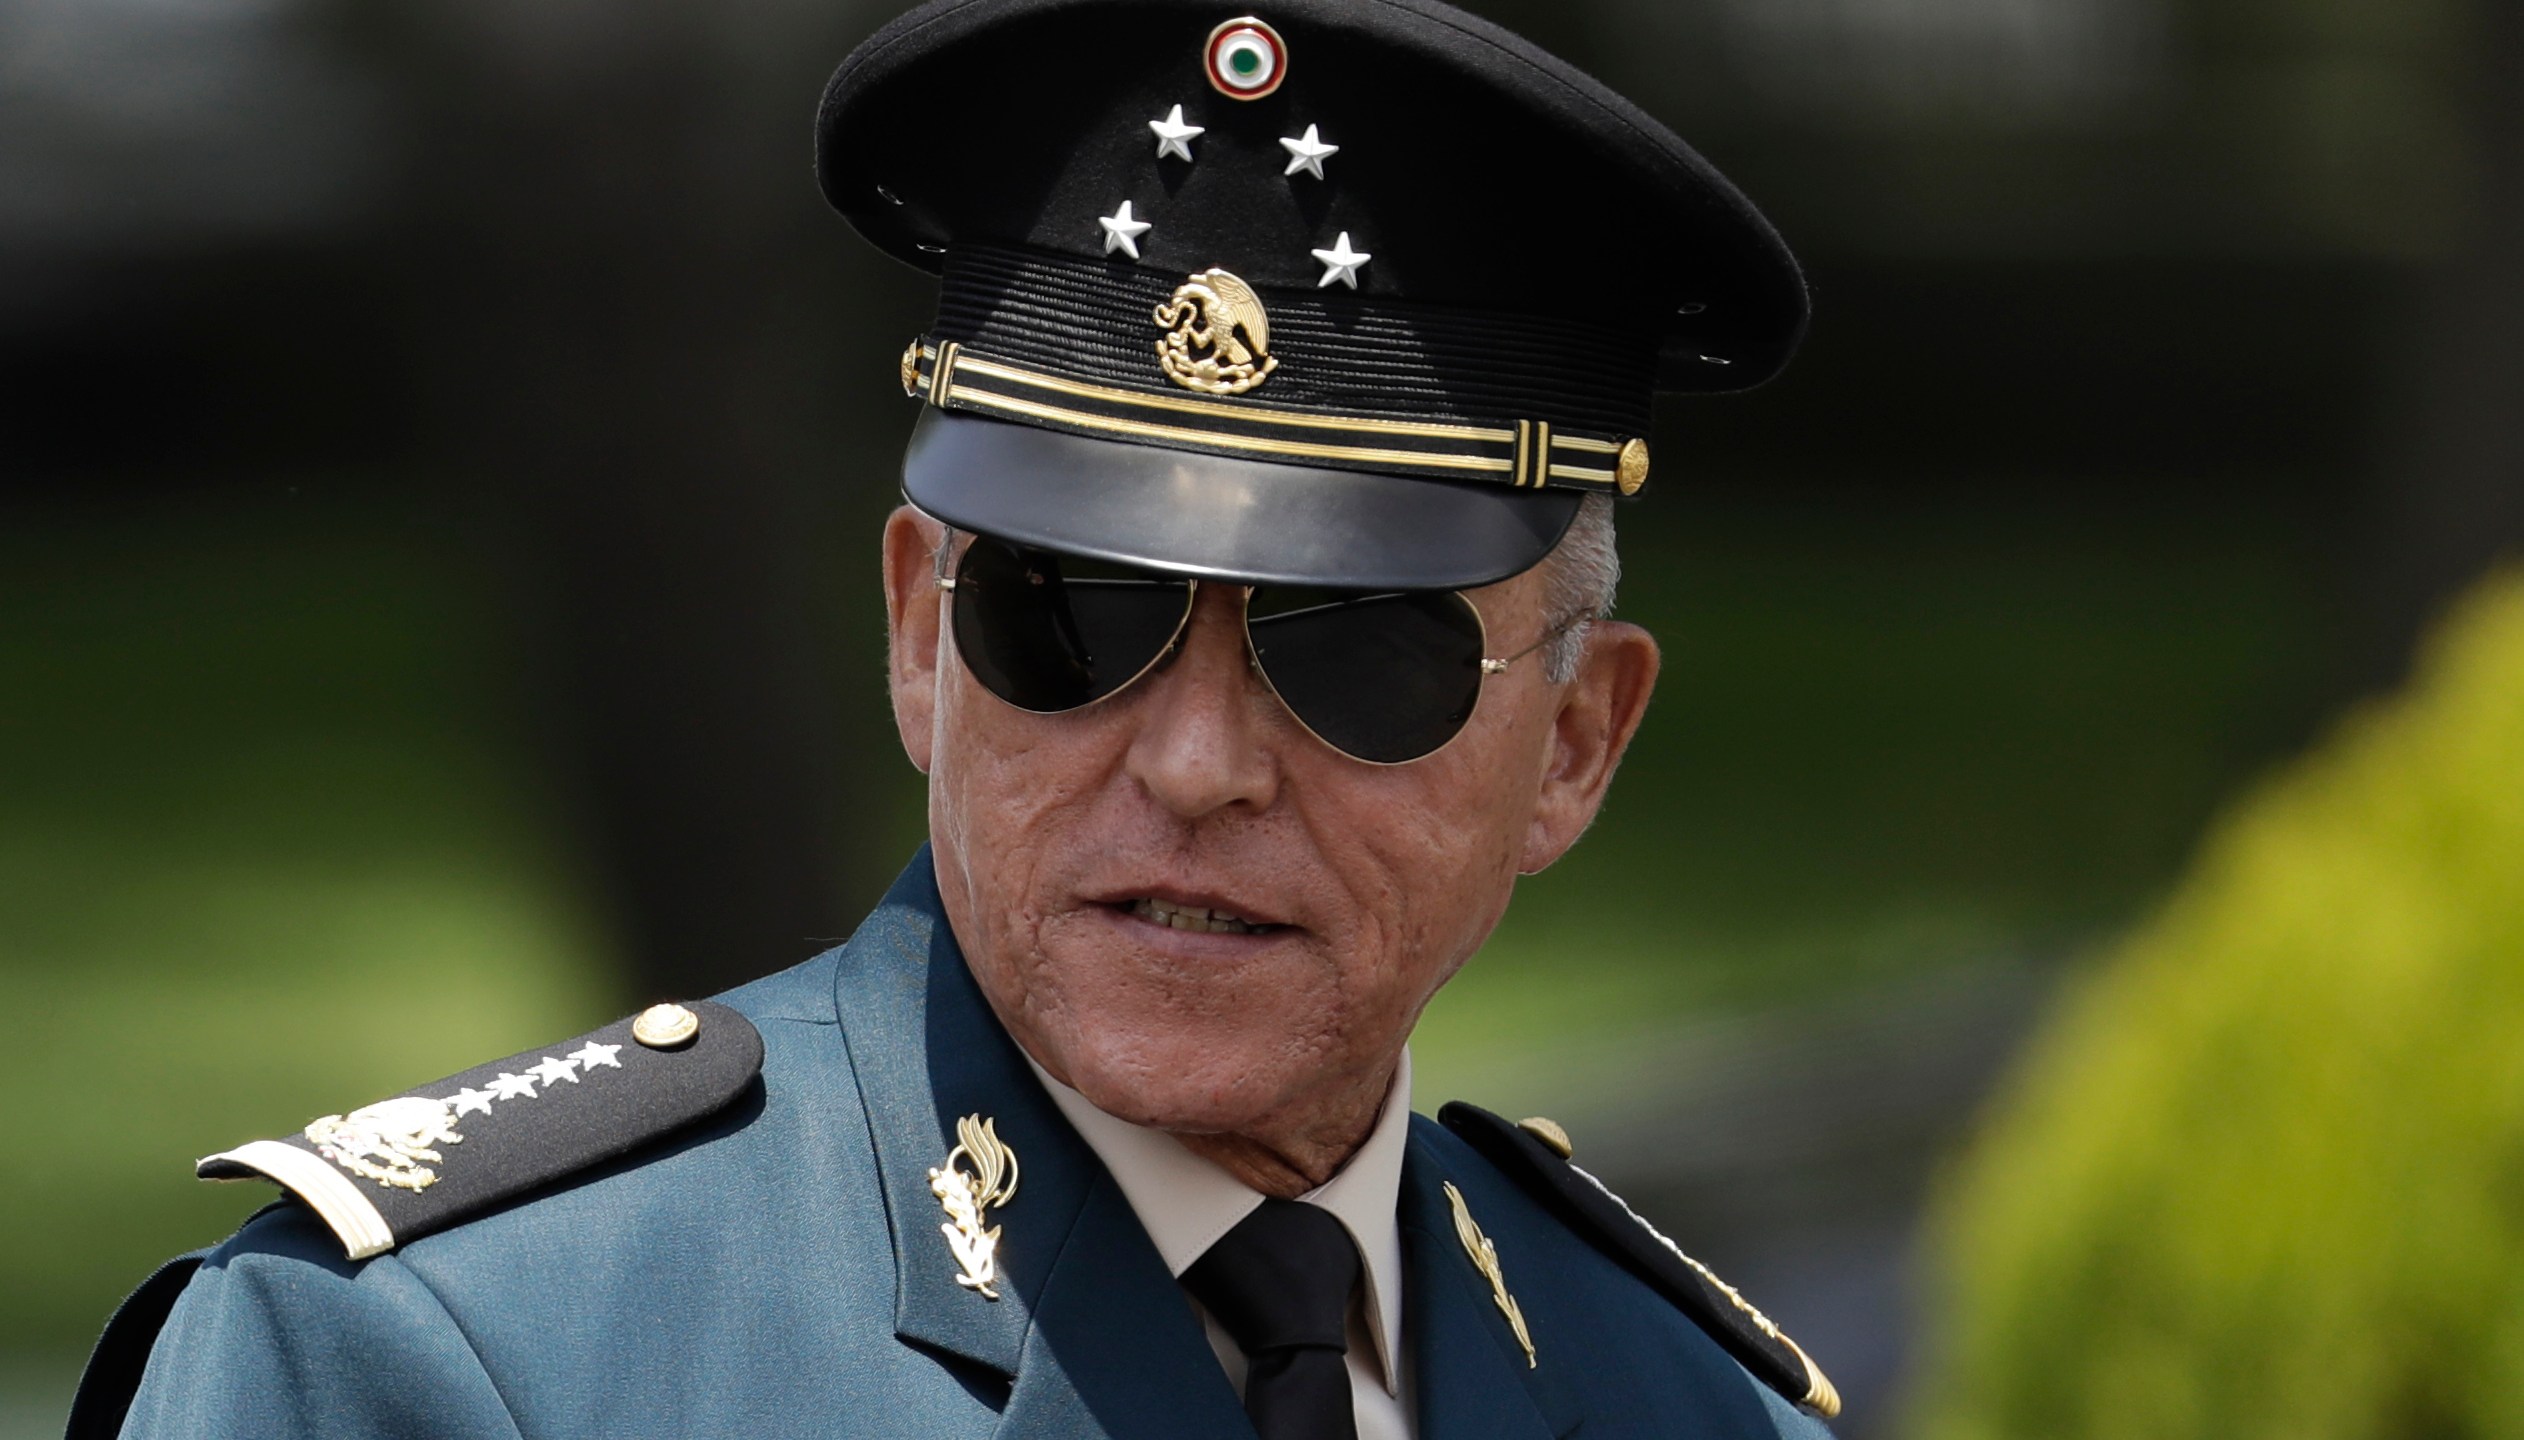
[818,0,1806,588]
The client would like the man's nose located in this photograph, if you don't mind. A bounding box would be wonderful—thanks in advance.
[1121,583,1282,818]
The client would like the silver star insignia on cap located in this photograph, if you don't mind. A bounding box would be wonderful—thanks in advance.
[1099,200,1154,259]
[1310,231,1371,289]
[1148,104,1204,163]
[1280,124,1339,179]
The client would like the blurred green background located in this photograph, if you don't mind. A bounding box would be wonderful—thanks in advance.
[1911,568,2524,1440]
[3,0,2518,1434]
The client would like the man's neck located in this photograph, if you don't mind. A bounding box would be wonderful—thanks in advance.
[1169,1072,1397,1198]
[1168,1134,1330,1198]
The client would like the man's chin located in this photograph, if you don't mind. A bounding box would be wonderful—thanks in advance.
[1054,1044,1315,1138]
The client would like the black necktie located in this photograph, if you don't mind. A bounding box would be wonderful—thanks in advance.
[1182,1198,1362,1440]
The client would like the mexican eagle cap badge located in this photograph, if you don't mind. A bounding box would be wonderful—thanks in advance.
[1154,268,1278,396]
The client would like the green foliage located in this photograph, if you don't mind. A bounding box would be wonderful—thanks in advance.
[1910,568,2524,1440]
[0,502,611,1359]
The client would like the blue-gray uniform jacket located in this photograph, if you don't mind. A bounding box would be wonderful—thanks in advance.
[78,855,1835,1439]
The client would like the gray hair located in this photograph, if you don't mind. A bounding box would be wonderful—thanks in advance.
[1538,493,1619,684]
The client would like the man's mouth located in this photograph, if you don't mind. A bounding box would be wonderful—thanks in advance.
[1123,897,1280,935]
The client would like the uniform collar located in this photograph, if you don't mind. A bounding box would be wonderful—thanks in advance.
[1399,1127,1585,1440]
[1026,1051,1414,1397]
[831,852,1251,1437]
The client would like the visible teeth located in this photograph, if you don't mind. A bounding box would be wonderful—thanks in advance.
[1129,897,1267,934]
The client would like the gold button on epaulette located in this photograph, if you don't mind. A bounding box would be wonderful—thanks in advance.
[1516,1116,1574,1158]
[632,1003,700,1050]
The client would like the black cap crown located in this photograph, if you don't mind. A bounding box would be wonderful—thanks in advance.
[819,0,1805,587]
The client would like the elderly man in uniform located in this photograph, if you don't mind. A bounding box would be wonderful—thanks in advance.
[71,2,1839,1436]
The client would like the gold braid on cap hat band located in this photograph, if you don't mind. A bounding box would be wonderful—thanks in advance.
[901,340,1648,497]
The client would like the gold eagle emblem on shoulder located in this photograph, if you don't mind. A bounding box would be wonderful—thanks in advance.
[305,1097,464,1193]
[1154,268,1279,395]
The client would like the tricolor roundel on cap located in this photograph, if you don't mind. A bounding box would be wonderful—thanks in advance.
[1206,16,1287,99]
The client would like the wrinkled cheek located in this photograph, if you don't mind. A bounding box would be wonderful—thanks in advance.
[1385,908,1462,1006]
[932,684,1039,861]
[931,688,1085,980]
[1354,807,1522,1014]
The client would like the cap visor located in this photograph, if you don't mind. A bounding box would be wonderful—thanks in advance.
[902,410,1578,590]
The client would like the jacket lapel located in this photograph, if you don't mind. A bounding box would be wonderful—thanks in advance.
[1402,1132,1583,1440]
[1000,1168,1251,1437]
[832,855,1059,1378]
[832,853,1245,1438]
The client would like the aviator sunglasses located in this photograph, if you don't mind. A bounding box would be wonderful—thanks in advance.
[939,533,1587,765]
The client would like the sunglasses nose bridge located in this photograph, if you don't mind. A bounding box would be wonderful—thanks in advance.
[1234,585,1264,675]
[1114,581,1292,818]
[1130,582,1306,750]
[1167,580,1262,680]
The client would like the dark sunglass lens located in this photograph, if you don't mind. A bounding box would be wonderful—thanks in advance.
[951,540,1191,712]
[1247,588,1485,763]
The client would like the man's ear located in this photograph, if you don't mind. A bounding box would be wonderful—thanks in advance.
[882,505,949,774]
[1519,620,1659,874]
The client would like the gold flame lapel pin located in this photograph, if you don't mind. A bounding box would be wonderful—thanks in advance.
[1445,1181,1537,1368]
[930,1115,1021,1300]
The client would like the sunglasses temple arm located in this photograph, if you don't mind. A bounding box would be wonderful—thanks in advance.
[1480,610,1595,674]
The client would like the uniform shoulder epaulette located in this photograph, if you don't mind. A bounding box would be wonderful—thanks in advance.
[1438,1101,1841,1421]
[197,1001,763,1261]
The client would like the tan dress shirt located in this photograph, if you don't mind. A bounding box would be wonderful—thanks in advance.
[1027,1052,1418,1440]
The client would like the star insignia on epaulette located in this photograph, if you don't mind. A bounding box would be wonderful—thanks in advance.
[196,1002,764,1261]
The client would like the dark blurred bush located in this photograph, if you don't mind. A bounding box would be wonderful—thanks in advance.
[1910,568,2524,1440]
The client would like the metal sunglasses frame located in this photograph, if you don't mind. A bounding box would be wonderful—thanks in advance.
[932,531,1588,766]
